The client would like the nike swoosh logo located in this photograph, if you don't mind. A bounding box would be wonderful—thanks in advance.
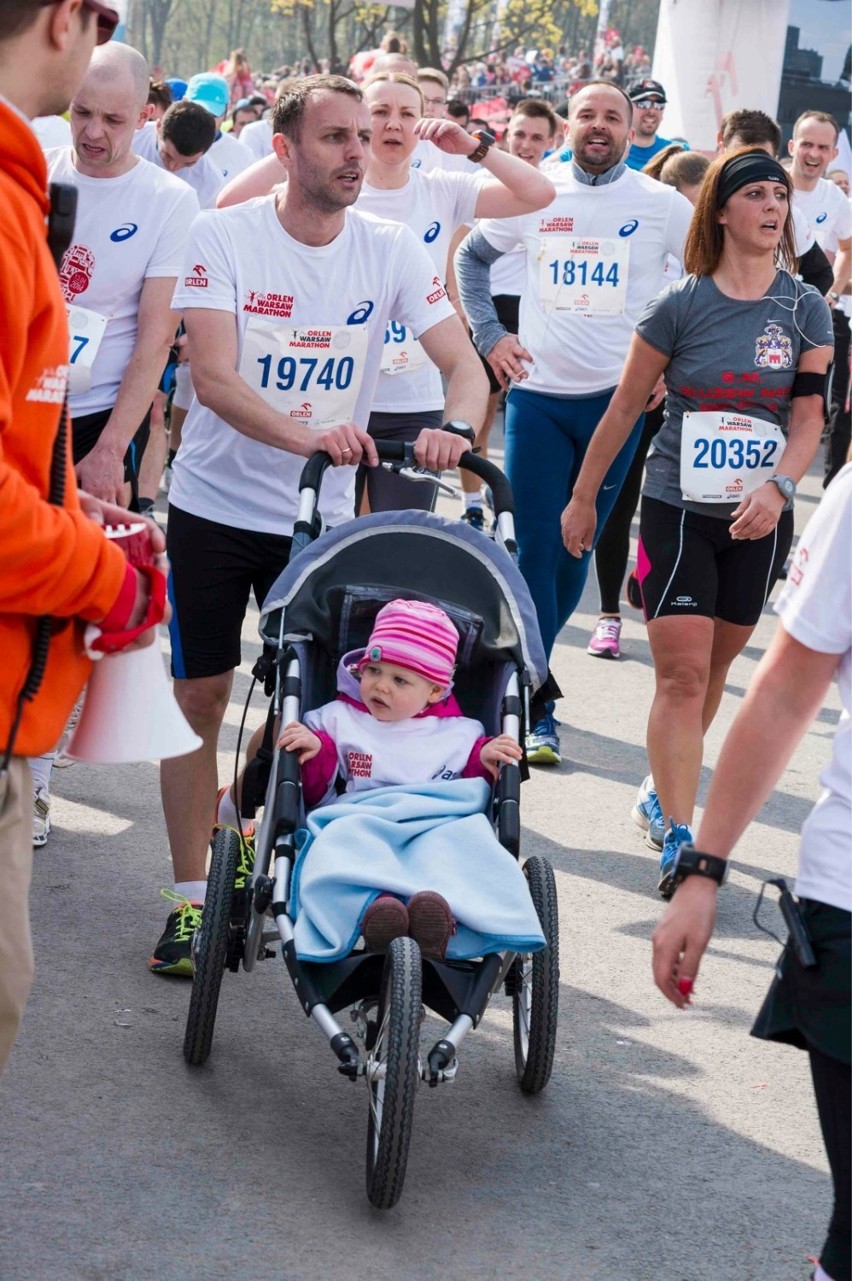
[603,484,616,491]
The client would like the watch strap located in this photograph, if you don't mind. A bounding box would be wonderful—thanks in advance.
[468,130,494,164]
[673,844,728,888]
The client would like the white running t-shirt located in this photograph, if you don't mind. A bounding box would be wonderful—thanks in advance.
[357,168,480,413]
[239,118,274,161]
[132,121,225,209]
[169,196,456,533]
[46,148,199,417]
[477,166,693,396]
[411,138,477,174]
[794,178,852,253]
[775,463,852,914]
[209,130,253,181]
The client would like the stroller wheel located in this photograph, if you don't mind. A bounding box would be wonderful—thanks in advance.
[183,827,241,1067]
[512,855,559,1095]
[365,936,422,1209]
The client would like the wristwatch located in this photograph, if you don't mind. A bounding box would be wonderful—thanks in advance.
[769,474,796,501]
[442,419,476,444]
[467,129,496,164]
[671,843,729,891]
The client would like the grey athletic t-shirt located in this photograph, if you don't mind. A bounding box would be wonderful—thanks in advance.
[637,271,833,519]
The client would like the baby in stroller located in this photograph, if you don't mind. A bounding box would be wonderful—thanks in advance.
[277,598,523,960]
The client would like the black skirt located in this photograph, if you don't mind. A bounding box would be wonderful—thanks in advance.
[751,899,851,1065]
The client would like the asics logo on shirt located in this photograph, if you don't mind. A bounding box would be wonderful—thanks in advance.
[815,212,827,224]
[619,220,639,237]
[424,221,441,243]
[110,223,139,242]
[347,300,374,324]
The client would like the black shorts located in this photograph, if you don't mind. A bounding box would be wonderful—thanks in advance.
[637,495,794,627]
[478,294,520,395]
[167,504,292,680]
[356,409,443,513]
[72,405,152,507]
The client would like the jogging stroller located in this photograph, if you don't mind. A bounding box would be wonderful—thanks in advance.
[182,443,560,1209]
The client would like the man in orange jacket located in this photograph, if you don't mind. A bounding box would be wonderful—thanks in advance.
[0,0,166,1075]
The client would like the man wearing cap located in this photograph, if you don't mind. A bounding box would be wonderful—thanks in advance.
[185,72,252,180]
[132,97,224,208]
[626,79,684,171]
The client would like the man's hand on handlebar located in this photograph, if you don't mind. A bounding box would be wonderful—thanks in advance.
[313,422,378,468]
[413,427,472,473]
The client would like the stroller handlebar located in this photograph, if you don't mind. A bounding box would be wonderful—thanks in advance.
[297,440,515,517]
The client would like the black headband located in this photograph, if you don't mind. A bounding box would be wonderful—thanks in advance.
[717,152,789,206]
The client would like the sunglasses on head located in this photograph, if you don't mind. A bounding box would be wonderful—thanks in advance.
[40,0,121,46]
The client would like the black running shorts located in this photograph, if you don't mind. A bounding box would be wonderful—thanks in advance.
[637,495,794,627]
[167,504,292,680]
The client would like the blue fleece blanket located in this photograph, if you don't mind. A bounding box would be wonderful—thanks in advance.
[290,778,546,962]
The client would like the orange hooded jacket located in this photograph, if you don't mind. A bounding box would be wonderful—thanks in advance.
[0,100,133,759]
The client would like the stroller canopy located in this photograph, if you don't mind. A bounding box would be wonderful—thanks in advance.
[259,510,549,693]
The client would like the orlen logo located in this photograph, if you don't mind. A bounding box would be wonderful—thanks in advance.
[574,293,590,308]
[619,219,639,237]
[424,220,441,243]
[110,222,139,242]
[427,275,447,304]
[726,477,744,492]
[816,212,827,224]
[347,300,374,324]
[289,402,313,418]
[184,264,208,288]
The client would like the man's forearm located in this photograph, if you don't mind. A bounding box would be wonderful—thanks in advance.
[442,355,489,430]
[192,363,313,455]
[98,333,176,453]
[832,244,851,296]
[454,228,508,357]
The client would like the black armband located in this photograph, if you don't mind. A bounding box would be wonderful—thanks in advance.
[791,369,831,402]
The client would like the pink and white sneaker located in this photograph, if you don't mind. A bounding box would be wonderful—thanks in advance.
[587,616,622,660]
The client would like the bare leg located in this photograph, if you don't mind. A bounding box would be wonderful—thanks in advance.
[160,671,233,883]
[138,389,169,505]
[645,615,714,829]
[702,617,756,732]
[461,390,499,499]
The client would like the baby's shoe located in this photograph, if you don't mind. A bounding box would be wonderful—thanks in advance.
[362,895,409,952]
[407,891,454,961]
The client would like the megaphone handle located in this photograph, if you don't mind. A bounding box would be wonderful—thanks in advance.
[88,567,168,655]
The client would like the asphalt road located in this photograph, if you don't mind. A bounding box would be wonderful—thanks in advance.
[0,448,839,1281]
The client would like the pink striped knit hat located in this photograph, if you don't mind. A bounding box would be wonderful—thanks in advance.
[359,599,459,688]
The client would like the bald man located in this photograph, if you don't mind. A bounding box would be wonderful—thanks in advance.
[46,42,199,506]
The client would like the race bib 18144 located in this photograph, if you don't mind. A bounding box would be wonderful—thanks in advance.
[538,235,629,316]
[239,319,368,429]
[680,410,785,503]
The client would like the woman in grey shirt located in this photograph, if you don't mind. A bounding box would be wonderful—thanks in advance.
[561,148,833,894]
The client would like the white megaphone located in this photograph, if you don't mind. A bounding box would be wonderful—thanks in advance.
[67,628,202,764]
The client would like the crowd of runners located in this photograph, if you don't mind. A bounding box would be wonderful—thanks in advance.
[1,1,850,1277]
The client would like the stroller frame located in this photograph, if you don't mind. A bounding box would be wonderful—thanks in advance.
[183,445,559,1209]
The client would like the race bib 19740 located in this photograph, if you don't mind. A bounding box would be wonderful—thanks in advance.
[239,318,368,429]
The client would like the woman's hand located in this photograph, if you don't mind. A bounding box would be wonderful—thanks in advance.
[561,495,597,557]
[480,733,523,778]
[729,481,786,541]
[651,876,719,1009]
[276,721,322,763]
[486,334,533,390]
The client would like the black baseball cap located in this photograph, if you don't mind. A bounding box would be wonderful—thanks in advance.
[629,78,667,104]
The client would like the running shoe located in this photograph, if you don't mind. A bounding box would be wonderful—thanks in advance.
[461,505,485,532]
[658,821,694,900]
[407,891,454,961]
[362,895,409,952]
[32,788,50,848]
[632,775,665,851]
[149,892,203,976]
[525,713,561,765]
[587,616,622,659]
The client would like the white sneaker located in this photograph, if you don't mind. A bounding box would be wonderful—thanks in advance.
[33,788,51,847]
